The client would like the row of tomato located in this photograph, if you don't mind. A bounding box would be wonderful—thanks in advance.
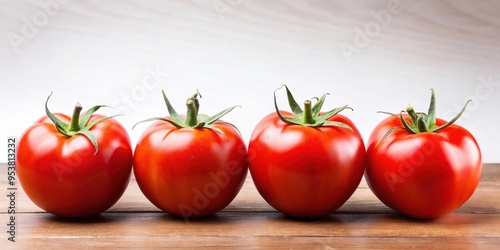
[16,86,482,220]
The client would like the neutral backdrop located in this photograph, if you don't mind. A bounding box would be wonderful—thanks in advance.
[1,0,499,163]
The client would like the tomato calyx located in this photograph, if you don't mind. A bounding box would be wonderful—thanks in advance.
[44,92,117,153]
[133,90,240,137]
[274,85,353,129]
[378,88,472,143]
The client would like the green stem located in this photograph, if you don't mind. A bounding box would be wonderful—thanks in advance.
[302,100,315,124]
[69,102,83,132]
[406,105,418,126]
[417,116,429,132]
[378,89,470,145]
[189,90,201,114]
[185,99,198,127]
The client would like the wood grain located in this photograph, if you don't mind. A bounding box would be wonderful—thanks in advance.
[1,0,500,248]
[1,164,499,248]
[10,237,500,249]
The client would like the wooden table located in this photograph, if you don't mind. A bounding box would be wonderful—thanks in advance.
[1,163,499,249]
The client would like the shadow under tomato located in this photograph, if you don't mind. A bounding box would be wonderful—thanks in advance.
[43,213,124,224]
[402,212,482,225]
[160,212,232,224]
[355,211,455,224]
[268,212,346,224]
[377,211,476,223]
[379,212,431,222]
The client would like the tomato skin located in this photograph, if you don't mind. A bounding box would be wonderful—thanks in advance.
[16,114,133,218]
[365,115,482,219]
[133,119,248,218]
[248,111,365,218]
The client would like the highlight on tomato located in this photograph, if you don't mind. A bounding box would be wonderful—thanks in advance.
[16,93,133,218]
[365,89,482,219]
[133,90,248,219]
[248,85,366,219]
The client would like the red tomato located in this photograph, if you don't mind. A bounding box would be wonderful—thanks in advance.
[365,90,482,219]
[17,98,133,218]
[133,90,247,219]
[248,86,365,219]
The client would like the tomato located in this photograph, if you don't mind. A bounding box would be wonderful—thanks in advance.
[248,86,365,219]
[365,89,482,219]
[16,94,133,218]
[133,90,247,219]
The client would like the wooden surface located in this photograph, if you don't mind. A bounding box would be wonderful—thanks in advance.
[1,163,499,249]
[1,0,500,248]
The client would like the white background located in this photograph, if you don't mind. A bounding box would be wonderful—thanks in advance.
[1,0,499,163]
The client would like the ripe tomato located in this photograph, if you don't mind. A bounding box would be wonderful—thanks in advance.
[133,90,247,219]
[365,89,482,219]
[16,94,133,218]
[248,86,365,219]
